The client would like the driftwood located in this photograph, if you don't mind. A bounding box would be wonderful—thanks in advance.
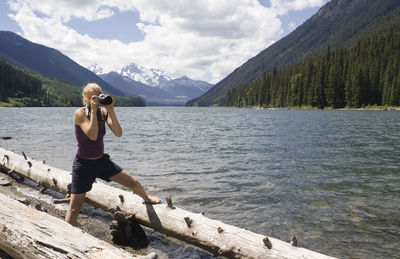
[0,192,146,259]
[0,148,336,259]
[53,198,71,204]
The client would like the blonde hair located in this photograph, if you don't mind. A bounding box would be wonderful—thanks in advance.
[82,83,103,106]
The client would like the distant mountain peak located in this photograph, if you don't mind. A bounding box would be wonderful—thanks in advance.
[88,63,103,75]
[120,63,175,87]
[99,63,213,106]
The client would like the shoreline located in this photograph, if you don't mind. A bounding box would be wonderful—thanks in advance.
[249,106,400,111]
[2,105,400,111]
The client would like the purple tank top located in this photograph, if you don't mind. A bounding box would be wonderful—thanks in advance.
[75,120,106,159]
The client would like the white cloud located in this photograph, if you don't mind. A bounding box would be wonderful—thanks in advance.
[6,0,325,83]
[269,0,326,15]
[288,22,297,31]
[8,0,116,22]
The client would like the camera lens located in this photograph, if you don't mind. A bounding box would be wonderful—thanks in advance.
[98,94,112,105]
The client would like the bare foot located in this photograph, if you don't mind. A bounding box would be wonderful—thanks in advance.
[144,196,161,204]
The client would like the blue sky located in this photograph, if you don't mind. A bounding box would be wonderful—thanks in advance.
[0,0,329,83]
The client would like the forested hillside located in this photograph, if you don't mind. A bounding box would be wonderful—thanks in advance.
[0,31,124,96]
[227,16,400,109]
[188,0,400,107]
[0,60,42,106]
[0,60,145,107]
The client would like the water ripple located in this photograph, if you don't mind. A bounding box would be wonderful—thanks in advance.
[1,107,400,258]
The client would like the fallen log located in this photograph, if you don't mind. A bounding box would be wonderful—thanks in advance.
[0,147,336,259]
[0,192,145,259]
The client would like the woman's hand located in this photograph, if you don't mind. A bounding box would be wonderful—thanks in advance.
[104,97,115,112]
[90,95,100,111]
[104,97,122,137]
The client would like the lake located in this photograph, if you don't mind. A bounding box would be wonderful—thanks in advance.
[1,107,399,258]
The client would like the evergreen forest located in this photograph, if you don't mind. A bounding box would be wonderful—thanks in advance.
[227,17,400,109]
[0,60,145,107]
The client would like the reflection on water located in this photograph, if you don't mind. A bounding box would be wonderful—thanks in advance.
[1,107,400,258]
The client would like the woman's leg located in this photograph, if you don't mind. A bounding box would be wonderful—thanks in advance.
[65,193,86,226]
[110,170,160,203]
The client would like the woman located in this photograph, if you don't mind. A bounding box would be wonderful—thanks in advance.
[65,83,160,226]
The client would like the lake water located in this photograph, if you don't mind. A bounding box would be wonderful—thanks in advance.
[1,107,399,258]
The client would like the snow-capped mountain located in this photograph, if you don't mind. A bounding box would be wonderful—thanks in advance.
[87,63,103,75]
[120,63,175,87]
[88,63,214,106]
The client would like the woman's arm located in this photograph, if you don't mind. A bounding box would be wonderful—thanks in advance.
[74,96,100,141]
[105,98,122,137]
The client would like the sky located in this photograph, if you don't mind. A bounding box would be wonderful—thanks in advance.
[0,0,329,84]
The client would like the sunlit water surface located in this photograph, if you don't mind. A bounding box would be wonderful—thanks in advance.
[1,107,399,258]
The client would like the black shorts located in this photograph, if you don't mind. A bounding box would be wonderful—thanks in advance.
[71,154,123,194]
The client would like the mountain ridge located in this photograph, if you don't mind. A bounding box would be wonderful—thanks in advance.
[0,31,124,96]
[226,14,400,108]
[92,63,214,106]
[187,0,400,106]
[120,63,175,87]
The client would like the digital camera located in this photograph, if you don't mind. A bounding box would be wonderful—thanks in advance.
[98,94,112,105]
